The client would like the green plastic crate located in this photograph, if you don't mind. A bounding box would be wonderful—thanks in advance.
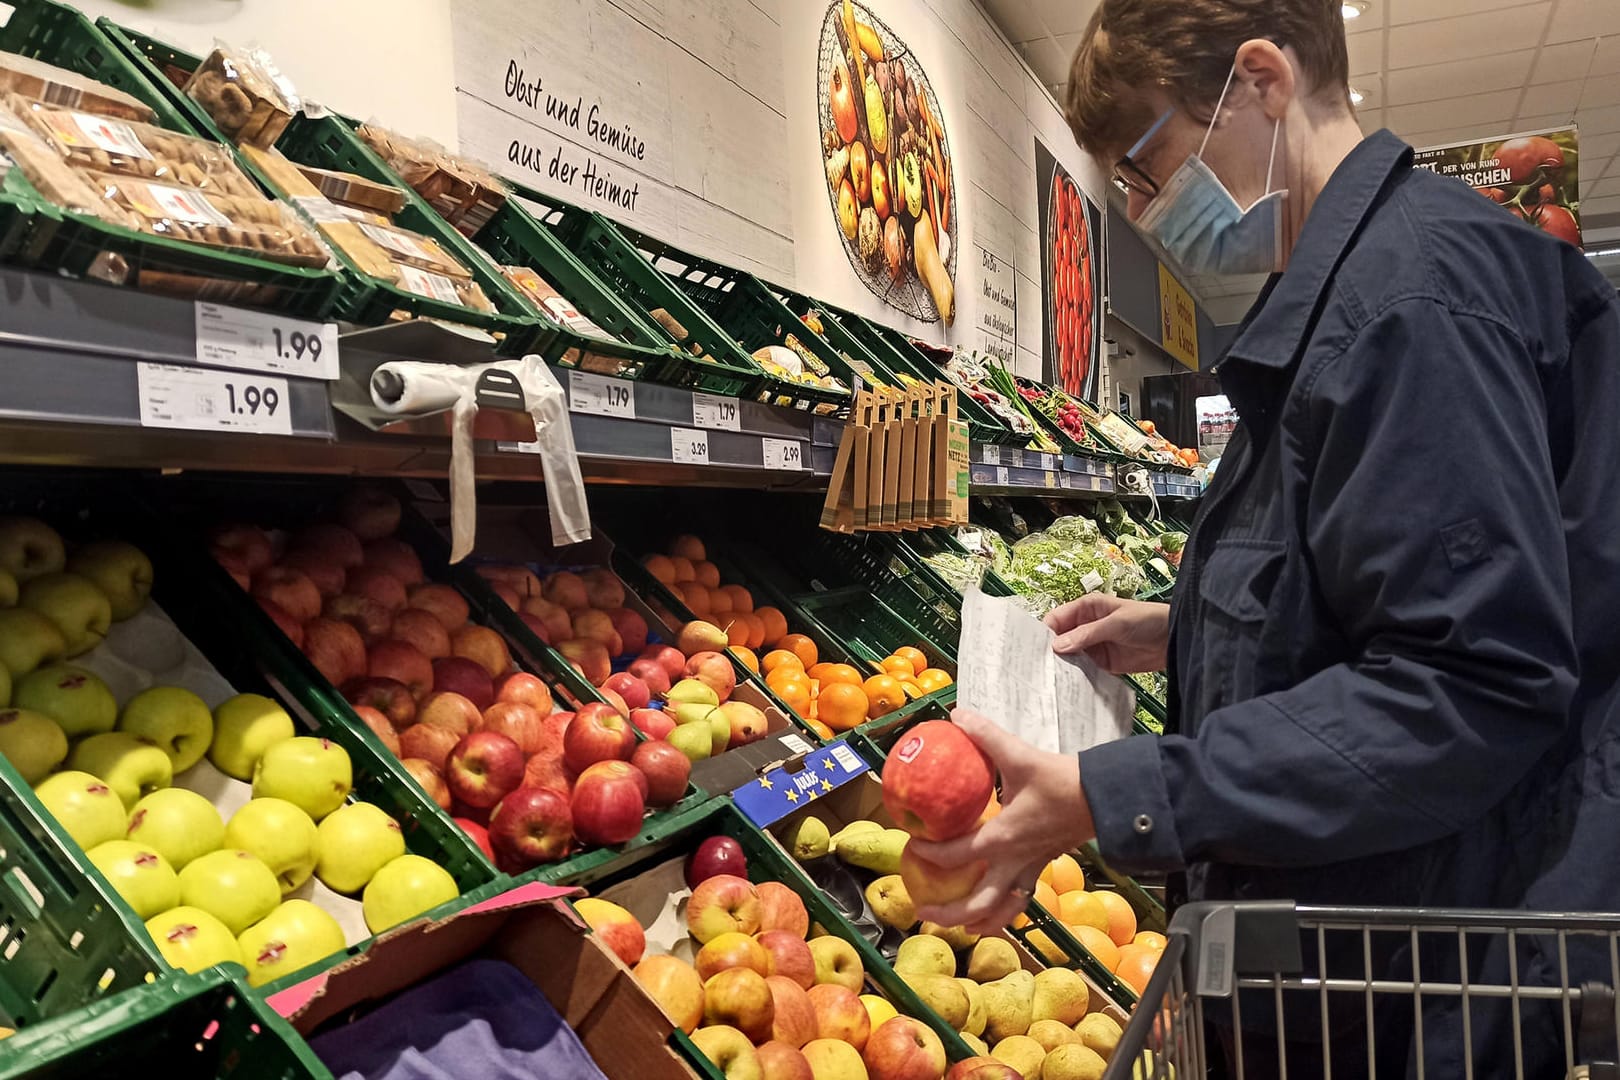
[0,966,327,1079]
[0,0,344,317]
[772,288,907,394]
[792,530,968,647]
[793,586,955,670]
[1007,902,1141,1009]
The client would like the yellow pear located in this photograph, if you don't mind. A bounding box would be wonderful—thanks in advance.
[784,815,830,860]
[956,977,986,1036]
[992,1034,1047,1079]
[1032,967,1090,1026]
[982,969,1035,1042]
[866,874,917,930]
[922,920,980,949]
[1028,1018,1083,1052]
[1076,1013,1123,1062]
[894,933,956,977]
[900,970,970,1029]
[1043,1043,1108,1080]
[967,937,1021,982]
[961,1031,989,1055]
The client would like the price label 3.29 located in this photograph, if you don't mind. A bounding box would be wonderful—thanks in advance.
[568,370,635,418]
[692,392,741,431]
[194,303,339,379]
[137,363,292,435]
[762,437,803,471]
[670,427,710,464]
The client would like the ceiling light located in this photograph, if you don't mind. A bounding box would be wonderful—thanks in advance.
[1349,87,1365,104]
[1342,2,1367,19]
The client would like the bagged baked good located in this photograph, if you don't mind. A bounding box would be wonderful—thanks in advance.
[86,171,329,266]
[183,44,297,148]
[394,262,495,313]
[350,218,474,279]
[0,103,138,227]
[356,122,507,236]
[0,51,154,122]
[294,163,406,215]
[501,265,611,339]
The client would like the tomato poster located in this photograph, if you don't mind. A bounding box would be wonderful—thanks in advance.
[1413,127,1581,248]
[1035,138,1103,400]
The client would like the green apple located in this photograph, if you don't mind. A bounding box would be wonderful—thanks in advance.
[15,664,116,737]
[224,797,318,893]
[252,736,352,821]
[0,517,64,583]
[0,707,67,783]
[0,608,66,678]
[315,801,405,895]
[86,839,178,919]
[209,693,296,781]
[0,567,17,608]
[68,732,172,810]
[179,849,282,936]
[66,541,153,621]
[19,572,111,657]
[707,707,730,755]
[237,898,347,987]
[126,787,224,871]
[361,853,460,934]
[667,722,713,763]
[34,770,126,849]
[118,686,213,774]
[146,906,243,973]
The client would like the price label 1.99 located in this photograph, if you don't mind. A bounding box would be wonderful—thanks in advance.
[691,392,741,431]
[193,303,339,379]
[568,370,635,418]
[762,437,803,471]
[670,427,710,464]
[137,363,292,435]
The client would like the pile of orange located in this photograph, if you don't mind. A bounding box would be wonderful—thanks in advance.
[760,641,955,739]
[1020,853,1166,995]
[641,536,790,663]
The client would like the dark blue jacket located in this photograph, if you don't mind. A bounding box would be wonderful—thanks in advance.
[1079,131,1620,1074]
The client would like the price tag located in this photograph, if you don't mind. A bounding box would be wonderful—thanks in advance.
[692,392,741,431]
[1081,569,1106,594]
[995,466,1009,485]
[830,743,865,772]
[194,303,339,379]
[670,427,710,464]
[136,363,292,435]
[778,733,814,755]
[1045,471,1058,488]
[980,445,999,465]
[762,438,803,471]
[569,370,635,418]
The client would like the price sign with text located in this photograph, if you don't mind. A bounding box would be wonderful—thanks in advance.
[691,392,741,431]
[670,427,710,464]
[568,370,635,418]
[980,445,999,465]
[995,466,1010,486]
[194,303,339,379]
[762,438,803,471]
[137,363,292,435]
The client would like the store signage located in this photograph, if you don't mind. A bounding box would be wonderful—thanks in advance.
[976,246,1016,366]
[1157,264,1199,370]
[193,303,339,380]
[136,363,292,436]
[1413,127,1581,248]
[568,370,635,418]
[691,393,741,431]
[670,427,710,464]
[762,437,804,471]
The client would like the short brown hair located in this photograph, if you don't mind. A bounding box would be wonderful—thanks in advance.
[1065,0,1351,161]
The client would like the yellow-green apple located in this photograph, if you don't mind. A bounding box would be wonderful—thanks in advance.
[207,523,273,577]
[556,638,611,687]
[640,645,686,682]
[863,1016,946,1080]
[628,658,671,697]
[361,853,460,933]
[454,816,493,860]
[0,608,66,677]
[447,731,524,809]
[362,538,423,586]
[607,607,649,655]
[686,836,747,888]
[862,996,899,1030]
[667,722,712,764]
[323,594,391,642]
[301,617,368,686]
[399,722,459,770]
[279,550,346,597]
[178,848,280,934]
[344,677,417,731]
[704,967,776,1043]
[808,984,870,1050]
[635,955,705,1033]
[757,882,810,938]
[692,1026,763,1080]
[719,701,768,748]
[128,787,224,870]
[353,705,401,756]
[575,897,645,965]
[488,785,573,872]
[391,608,451,660]
[758,1041,815,1080]
[519,596,572,642]
[603,672,650,711]
[572,610,623,656]
[87,839,178,918]
[209,692,295,780]
[253,736,352,820]
[808,936,864,992]
[401,758,452,810]
[541,571,589,611]
[688,873,761,943]
[367,639,433,700]
[346,567,407,613]
[0,517,64,582]
[257,599,304,648]
[481,701,546,755]
[0,707,67,782]
[118,685,213,774]
[223,797,318,892]
[238,898,346,986]
[66,541,152,621]
[316,801,405,893]
[431,659,494,711]
[338,485,401,541]
[35,770,125,848]
[898,842,987,909]
[881,721,995,841]
[452,625,511,679]
[571,759,647,845]
[630,707,675,741]
[758,930,816,990]
[686,653,736,702]
[563,703,635,772]
[290,523,364,569]
[802,1038,867,1080]
[677,621,729,658]
[252,567,322,623]
[668,679,720,708]
[494,672,553,713]
[765,974,819,1046]
[68,732,171,809]
[147,906,243,973]
[631,740,690,807]
[407,583,469,633]
[14,664,114,737]
[20,572,110,656]
[697,931,770,981]
[0,566,14,608]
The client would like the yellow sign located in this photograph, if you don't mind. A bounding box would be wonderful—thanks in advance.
[1158,263,1199,370]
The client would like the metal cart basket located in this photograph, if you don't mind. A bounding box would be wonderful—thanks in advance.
[1108,902,1620,1080]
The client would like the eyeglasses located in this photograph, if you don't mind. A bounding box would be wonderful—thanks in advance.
[1112,108,1175,198]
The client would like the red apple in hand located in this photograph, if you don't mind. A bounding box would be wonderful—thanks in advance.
[324,593,392,642]
[402,758,451,810]
[627,657,671,697]
[302,617,367,685]
[686,838,748,890]
[640,645,686,682]
[446,731,525,809]
[489,785,573,870]
[290,523,364,568]
[338,485,400,541]
[454,816,494,860]
[368,639,433,700]
[392,608,451,659]
[362,537,424,586]
[571,760,647,845]
[686,652,736,702]
[631,740,691,806]
[629,707,675,740]
[562,703,635,773]
[418,691,482,736]
[253,567,321,622]
[257,599,304,648]
[279,550,346,597]
[351,704,401,756]
[408,583,469,632]
[481,701,546,755]
[432,657,495,710]
[602,672,650,711]
[494,672,553,714]
[399,723,460,770]
[343,676,417,730]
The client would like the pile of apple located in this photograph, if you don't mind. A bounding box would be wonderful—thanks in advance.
[578,837,955,1080]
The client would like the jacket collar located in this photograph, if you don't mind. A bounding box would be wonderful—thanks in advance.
[1221,129,1413,371]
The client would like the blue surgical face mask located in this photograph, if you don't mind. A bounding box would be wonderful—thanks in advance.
[1135,69,1288,275]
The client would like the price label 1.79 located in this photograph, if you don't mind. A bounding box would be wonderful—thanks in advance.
[137,363,292,435]
[568,370,635,418]
[670,427,710,464]
[193,303,339,379]
[691,392,741,431]
[762,437,803,471]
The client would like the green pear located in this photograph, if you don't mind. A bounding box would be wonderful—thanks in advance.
[146,906,242,973]
[900,970,969,1029]
[921,921,980,950]
[667,679,718,707]
[1032,966,1091,1026]
[34,770,126,849]
[127,788,224,870]
[783,814,830,861]
[835,827,907,874]
[237,899,346,987]
[991,1034,1046,1079]
[670,701,718,727]
[209,693,296,781]
[118,686,213,774]
[315,802,405,894]
[967,937,1021,983]
[957,976,987,1036]
[0,608,66,678]
[0,707,67,783]
[252,736,352,821]
[15,664,116,738]
[361,854,459,933]
[895,932,956,978]
[865,874,917,930]
[223,797,318,893]
[666,722,712,762]
[178,849,281,936]
[830,819,882,851]
[982,969,1035,1042]
[707,706,730,755]
[68,732,172,810]
[20,572,110,656]
[86,840,178,919]
[66,541,153,621]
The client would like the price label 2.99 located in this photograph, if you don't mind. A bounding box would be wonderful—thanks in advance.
[137,363,292,435]
[762,438,803,471]
[568,370,635,418]
[194,303,339,379]
[691,392,741,431]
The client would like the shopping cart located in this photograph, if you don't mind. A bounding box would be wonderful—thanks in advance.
[1106,902,1620,1080]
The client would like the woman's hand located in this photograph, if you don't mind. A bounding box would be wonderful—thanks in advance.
[1044,594,1171,674]
[908,708,1097,934]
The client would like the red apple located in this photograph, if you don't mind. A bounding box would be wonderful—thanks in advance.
[399,723,460,770]
[477,564,542,599]
[290,522,364,568]
[338,485,401,541]
[602,672,650,711]
[697,931,770,981]
[557,639,611,687]
[453,816,494,861]
[572,610,624,656]
[571,760,646,846]
[432,657,495,711]
[764,974,819,1045]
[209,523,273,575]
[278,550,346,596]
[542,571,589,611]
[346,566,407,612]
[301,616,367,685]
[538,711,573,753]
[489,785,573,870]
[391,607,452,659]
[864,1016,947,1080]
[418,691,482,737]
[627,658,672,697]
[452,624,511,679]
[257,599,304,648]
[829,56,858,144]
[362,537,424,586]
[882,720,996,842]
[575,897,644,966]
[481,701,547,755]
[216,550,253,590]
[519,596,572,642]
[687,874,762,945]
[599,687,630,718]
[807,984,869,1050]
[686,652,736,702]
[522,749,572,795]
[368,639,433,700]
[607,607,649,655]
[324,593,392,642]
[757,931,816,991]
[562,703,635,773]
[629,707,675,741]
[630,740,691,806]
[491,582,521,611]
[407,583,469,632]
[635,956,705,1034]
[582,568,626,611]
[351,704,401,755]
[494,672,553,714]
[401,757,452,810]
[343,676,417,730]
[756,882,810,938]
[447,731,525,809]
[686,838,748,890]
[640,645,686,682]
[517,612,552,644]
[253,566,321,623]
[757,1040,814,1080]
[702,967,776,1044]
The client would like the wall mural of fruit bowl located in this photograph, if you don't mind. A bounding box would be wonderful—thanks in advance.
[818,0,957,325]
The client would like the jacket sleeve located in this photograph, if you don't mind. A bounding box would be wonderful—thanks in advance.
[1079,297,1578,872]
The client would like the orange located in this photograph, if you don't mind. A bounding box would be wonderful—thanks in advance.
[817,683,870,731]
[1058,890,1109,934]
[773,678,812,716]
[1133,931,1168,952]
[1033,879,1059,915]
[669,555,697,583]
[881,655,916,679]
[978,792,1002,825]
[892,646,928,672]
[731,646,759,673]
[643,554,676,585]
[708,587,734,616]
[806,717,835,740]
[1114,944,1160,992]
[694,560,721,588]
[722,584,754,613]
[755,606,788,647]
[761,650,804,675]
[779,633,818,669]
[1093,890,1138,947]
[1071,924,1121,973]
[1041,853,1085,894]
[766,667,810,694]
[739,612,766,651]
[681,582,711,617]
[861,674,907,718]
[899,679,923,700]
[669,535,706,562]
[723,617,749,647]
[914,668,953,693]
[814,663,864,687]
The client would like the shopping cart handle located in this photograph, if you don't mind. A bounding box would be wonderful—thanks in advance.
[1579,980,1619,1077]
[1170,901,1304,998]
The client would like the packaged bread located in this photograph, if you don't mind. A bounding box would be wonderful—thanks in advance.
[394,262,495,313]
[355,122,507,236]
[86,171,328,266]
[501,266,611,339]
[0,50,155,122]
[238,142,397,277]
[349,219,474,279]
[0,104,139,228]
[183,44,296,148]
[294,163,406,216]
